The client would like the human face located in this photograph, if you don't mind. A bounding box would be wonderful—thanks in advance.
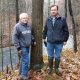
[20,15,29,24]
[50,6,58,17]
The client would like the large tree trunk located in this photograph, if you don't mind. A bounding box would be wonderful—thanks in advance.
[68,0,77,52]
[30,0,43,69]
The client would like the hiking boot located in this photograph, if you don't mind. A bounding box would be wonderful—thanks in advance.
[48,59,53,74]
[55,59,60,75]
[55,68,59,75]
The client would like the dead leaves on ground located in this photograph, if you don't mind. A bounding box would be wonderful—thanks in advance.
[0,50,80,80]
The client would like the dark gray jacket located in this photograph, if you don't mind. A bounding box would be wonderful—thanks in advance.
[43,16,69,43]
[12,22,33,50]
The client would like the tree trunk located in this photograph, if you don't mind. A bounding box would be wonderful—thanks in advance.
[48,0,50,16]
[65,0,67,18]
[30,0,43,70]
[15,0,19,23]
[68,0,77,52]
[54,0,55,4]
[15,0,20,68]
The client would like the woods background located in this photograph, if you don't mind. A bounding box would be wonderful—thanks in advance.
[0,0,80,70]
[0,0,80,80]
[0,0,80,49]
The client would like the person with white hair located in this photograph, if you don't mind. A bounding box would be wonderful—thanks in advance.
[12,13,35,80]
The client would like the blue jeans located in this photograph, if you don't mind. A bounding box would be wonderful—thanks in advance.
[47,42,63,60]
[19,47,29,77]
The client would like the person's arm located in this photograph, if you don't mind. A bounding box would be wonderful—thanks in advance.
[12,25,21,51]
[63,18,69,42]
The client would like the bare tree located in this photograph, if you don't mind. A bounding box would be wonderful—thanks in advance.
[15,0,19,23]
[30,0,43,69]
[68,0,77,52]
[65,0,67,18]
[48,0,50,16]
[54,0,55,4]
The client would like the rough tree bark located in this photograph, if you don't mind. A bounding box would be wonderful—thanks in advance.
[30,0,43,69]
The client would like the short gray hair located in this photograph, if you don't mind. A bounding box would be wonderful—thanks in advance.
[19,13,28,19]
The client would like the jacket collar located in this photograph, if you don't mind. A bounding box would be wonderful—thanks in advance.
[48,14,61,20]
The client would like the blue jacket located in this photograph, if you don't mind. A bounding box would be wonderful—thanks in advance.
[43,16,69,43]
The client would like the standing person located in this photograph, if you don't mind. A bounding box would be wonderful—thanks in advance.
[43,5,69,75]
[12,13,35,80]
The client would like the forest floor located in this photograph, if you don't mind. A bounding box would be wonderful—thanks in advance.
[0,50,80,80]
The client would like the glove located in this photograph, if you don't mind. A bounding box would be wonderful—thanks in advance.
[43,39,47,47]
[44,41,47,47]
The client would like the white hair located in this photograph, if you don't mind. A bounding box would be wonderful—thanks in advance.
[19,13,28,19]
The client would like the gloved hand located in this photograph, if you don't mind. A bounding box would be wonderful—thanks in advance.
[43,39,47,47]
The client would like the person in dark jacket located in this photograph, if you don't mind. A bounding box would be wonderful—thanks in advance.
[12,13,35,80]
[43,5,69,75]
